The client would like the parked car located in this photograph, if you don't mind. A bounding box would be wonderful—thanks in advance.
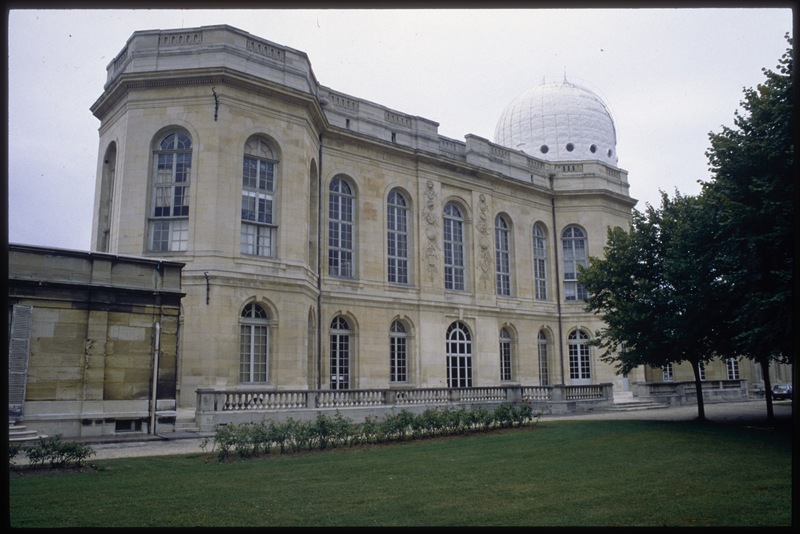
[771,384,792,400]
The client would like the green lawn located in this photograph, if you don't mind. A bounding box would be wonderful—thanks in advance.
[9,418,792,527]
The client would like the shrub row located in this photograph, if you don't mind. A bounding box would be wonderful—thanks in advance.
[9,435,96,469]
[205,402,541,462]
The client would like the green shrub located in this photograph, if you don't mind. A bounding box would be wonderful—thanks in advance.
[330,411,355,447]
[209,403,543,462]
[9,443,23,463]
[312,413,333,450]
[22,435,95,469]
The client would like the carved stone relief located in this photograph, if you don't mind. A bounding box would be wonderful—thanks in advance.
[477,193,492,289]
[422,180,440,283]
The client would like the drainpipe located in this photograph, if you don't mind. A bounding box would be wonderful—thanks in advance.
[150,321,161,435]
[316,133,323,390]
[550,190,565,386]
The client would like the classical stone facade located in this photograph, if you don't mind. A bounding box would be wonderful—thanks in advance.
[7,244,184,437]
[87,24,784,412]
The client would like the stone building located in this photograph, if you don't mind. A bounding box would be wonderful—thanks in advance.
[7,244,184,437]
[84,24,784,414]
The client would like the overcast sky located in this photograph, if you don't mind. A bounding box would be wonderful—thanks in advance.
[6,7,793,250]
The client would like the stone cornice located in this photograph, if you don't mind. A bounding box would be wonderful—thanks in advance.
[91,67,329,133]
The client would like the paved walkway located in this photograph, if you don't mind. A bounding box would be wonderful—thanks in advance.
[10,398,792,465]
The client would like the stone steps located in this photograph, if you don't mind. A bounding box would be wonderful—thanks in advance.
[607,399,669,412]
[8,421,48,443]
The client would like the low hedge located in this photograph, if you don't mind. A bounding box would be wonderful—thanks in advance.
[204,402,542,462]
[9,435,95,469]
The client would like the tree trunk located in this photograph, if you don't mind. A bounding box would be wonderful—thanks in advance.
[691,359,706,421]
[760,359,774,422]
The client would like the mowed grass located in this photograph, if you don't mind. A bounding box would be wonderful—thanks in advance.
[9,418,792,527]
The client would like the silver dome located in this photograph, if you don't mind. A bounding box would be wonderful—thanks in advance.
[494,80,618,165]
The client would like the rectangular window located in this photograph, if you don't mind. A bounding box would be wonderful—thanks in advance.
[538,339,549,386]
[149,147,191,252]
[726,358,740,380]
[662,363,674,382]
[534,229,547,300]
[387,195,409,285]
[240,324,268,383]
[500,339,512,381]
[241,156,275,258]
[444,217,465,291]
[390,335,407,382]
[240,223,274,257]
[149,219,188,252]
[330,333,350,389]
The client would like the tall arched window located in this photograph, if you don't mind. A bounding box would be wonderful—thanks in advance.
[390,320,408,383]
[149,131,192,252]
[568,329,591,383]
[443,203,465,291]
[495,215,511,296]
[562,226,588,301]
[538,329,550,386]
[329,176,355,278]
[240,303,269,383]
[387,189,409,284]
[446,321,472,387]
[533,223,547,300]
[499,327,512,381]
[330,316,351,389]
[241,136,278,257]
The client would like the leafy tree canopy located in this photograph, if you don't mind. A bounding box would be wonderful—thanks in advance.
[581,192,724,376]
[702,33,794,366]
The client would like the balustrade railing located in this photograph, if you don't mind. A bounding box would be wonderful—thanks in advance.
[631,380,747,405]
[195,383,615,432]
[199,384,613,414]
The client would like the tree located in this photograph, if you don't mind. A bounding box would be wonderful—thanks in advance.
[580,192,725,421]
[702,34,794,420]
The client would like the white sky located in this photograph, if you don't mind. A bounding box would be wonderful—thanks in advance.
[6,7,793,250]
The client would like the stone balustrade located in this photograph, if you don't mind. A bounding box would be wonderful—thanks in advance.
[195,383,615,432]
[631,380,748,405]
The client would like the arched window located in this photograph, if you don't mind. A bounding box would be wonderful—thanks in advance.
[240,303,269,383]
[533,223,547,300]
[499,327,512,381]
[443,203,465,291]
[568,330,591,383]
[329,176,355,278]
[538,330,550,386]
[562,226,588,301]
[495,215,511,296]
[387,189,409,284]
[149,131,192,252]
[390,320,408,383]
[241,136,278,257]
[446,321,472,387]
[330,316,351,389]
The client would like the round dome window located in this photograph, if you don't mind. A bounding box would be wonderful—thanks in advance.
[590,144,597,153]
[566,143,574,152]
[540,145,549,154]
[607,149,613,158]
